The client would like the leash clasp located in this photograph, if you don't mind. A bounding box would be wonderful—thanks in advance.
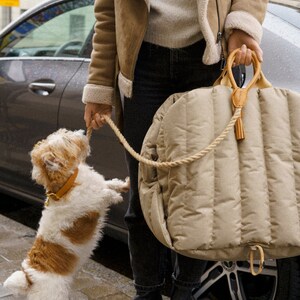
[45,192,60,206]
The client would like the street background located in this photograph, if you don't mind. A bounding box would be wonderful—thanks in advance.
[0,0,299,299]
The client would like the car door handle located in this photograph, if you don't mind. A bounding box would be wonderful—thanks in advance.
[29,81,56,96]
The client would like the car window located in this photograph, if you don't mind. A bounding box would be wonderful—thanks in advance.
[0,0,95,58]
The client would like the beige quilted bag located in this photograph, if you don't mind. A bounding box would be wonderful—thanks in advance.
[136,50,300,275]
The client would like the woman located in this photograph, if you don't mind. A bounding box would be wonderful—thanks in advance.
[82,1,268,299]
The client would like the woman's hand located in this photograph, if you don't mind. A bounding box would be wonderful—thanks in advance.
[228,29,263,66]
[84,103,112,130]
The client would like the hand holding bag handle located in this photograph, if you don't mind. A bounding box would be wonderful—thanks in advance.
[215,48,271,90]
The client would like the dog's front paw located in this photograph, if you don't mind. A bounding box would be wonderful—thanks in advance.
[120,177,130,193]
[102,188,123,205]
[105,177,130,193]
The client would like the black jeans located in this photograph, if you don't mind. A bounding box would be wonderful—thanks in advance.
[123,40,222,300]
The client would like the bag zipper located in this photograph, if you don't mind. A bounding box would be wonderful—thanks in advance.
[215,0,226,69]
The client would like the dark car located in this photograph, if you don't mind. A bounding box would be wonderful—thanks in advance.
[0,1,299,299]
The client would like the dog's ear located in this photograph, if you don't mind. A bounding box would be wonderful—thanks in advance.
[42,152,64,171]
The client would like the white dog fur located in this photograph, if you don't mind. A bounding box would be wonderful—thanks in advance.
[3,128,129,300]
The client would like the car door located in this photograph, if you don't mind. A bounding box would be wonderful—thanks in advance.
[0,0,94,199]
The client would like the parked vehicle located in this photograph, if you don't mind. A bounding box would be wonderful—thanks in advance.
[0,1,299,299]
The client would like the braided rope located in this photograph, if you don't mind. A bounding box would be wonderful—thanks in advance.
[86,126,93,141]
[85,51,266,169]
[87,108,241,169]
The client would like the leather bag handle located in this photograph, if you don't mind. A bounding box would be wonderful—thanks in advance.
[215,49,272,140]
[227,49,262,90]
[214,49,272,90]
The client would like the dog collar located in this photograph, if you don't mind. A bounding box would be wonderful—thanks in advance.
[45,168,79,206]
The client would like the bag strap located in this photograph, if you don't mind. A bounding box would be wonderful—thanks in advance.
[87,50,268,168]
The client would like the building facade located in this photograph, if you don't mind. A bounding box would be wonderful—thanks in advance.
[1,0,41,29]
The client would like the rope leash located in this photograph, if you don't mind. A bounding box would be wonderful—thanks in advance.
[86,126,93,141]
[86,109,265,276]
[86,49,264,169]
[84,50,268,276]
[86,107,242,169]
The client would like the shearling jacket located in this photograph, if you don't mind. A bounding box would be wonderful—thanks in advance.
[82,0,268,107]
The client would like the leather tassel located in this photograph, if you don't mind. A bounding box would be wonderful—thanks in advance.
[235,117,245,140]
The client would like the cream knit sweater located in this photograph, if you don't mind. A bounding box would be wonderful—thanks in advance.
[144,0,203,48]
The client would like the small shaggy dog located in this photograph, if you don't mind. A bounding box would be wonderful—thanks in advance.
[3,128,129,300]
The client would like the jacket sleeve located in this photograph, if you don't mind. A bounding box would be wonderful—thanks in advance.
[225,0,269,43]
[82,0,116,105]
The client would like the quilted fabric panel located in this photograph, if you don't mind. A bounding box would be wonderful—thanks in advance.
[139,85,300,261]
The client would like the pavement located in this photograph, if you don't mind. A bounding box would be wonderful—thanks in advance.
[0,214,136,300]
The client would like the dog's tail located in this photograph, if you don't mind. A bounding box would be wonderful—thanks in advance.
[3,270,30,296]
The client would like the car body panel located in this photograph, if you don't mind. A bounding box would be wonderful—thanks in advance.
[59,60,129,232]
[0,0,98,202]
[0,58,84,195]
[261,7,300,92]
